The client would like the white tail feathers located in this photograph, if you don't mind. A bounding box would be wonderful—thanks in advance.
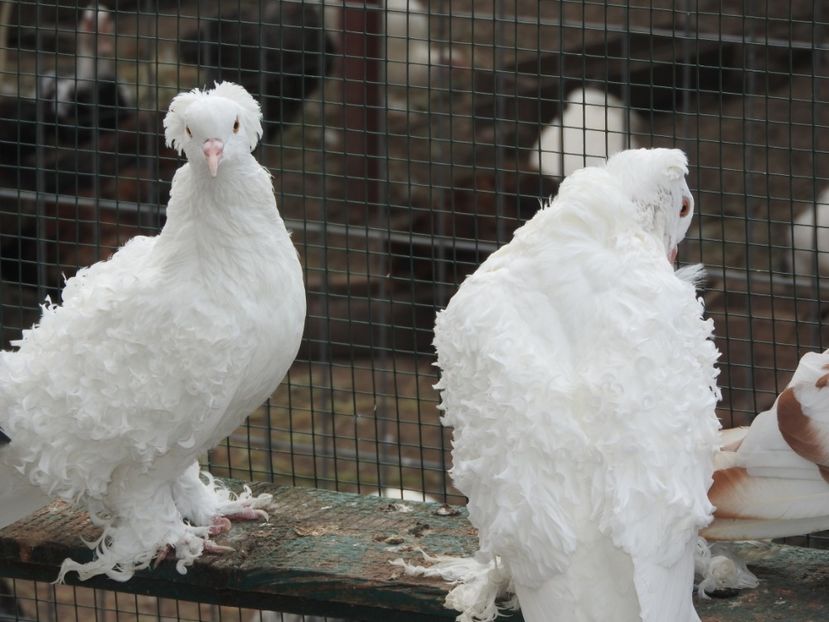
[390,550,516,622]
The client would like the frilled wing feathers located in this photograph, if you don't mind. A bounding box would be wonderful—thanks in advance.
[0,234,260,505]
[435,170,721,621]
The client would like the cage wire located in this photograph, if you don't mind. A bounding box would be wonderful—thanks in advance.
[1,0,829,619]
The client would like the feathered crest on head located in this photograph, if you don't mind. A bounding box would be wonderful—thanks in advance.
[605,147,688,182]
[163,82,263,155]
[660,148,689,181]
[163,87,203,154]
[211,81,263,150]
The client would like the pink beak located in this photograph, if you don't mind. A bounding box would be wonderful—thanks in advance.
[202,138,224,177]
[669,246,678,263]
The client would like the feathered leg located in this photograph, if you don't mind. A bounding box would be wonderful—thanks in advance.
[57,477,210,582]
[171,461,272,527]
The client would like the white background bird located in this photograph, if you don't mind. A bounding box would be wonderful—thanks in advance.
[704,348,829,541]
[0,82,305,582]
[790,187,829,281]
[433,148,721,622]
[529,87,641,178]
[323,0,463,106]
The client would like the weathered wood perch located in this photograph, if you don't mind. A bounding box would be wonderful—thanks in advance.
[1,482,828,621]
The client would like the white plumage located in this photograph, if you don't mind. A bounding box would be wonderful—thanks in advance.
[323,0,462,97]
[704,348,829,541]
[382,0,459,90]
[529,87,641,179]
[433,148,721,622]
[0,82,305,582]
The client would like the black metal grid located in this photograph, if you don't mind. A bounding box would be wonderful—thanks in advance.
[1,0,828,618]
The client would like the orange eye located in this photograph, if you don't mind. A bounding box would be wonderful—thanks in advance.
[233,118,240,133]
[679,197,691,218]
[186,126,192,138]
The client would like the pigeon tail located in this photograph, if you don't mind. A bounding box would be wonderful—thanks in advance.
[391,550,517,622]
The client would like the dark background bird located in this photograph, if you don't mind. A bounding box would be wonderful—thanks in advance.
[178,1,334,142]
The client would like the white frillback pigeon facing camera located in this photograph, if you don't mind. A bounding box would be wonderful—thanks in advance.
[431,149,722,622]
[0,82,306,582]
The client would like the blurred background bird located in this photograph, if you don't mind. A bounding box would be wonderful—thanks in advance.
[38,4,132,138]
[431,148,721,622]
[528,87,641,179]
[179,1,334,142]
[0,82,306,582]
[789,187,829,285]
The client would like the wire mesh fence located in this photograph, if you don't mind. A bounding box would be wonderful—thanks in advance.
[1,0,829,619]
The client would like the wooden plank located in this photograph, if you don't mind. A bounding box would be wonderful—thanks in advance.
[1,482,828,620]
[0,483,475,620]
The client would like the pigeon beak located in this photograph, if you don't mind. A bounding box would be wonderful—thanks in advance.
[202,138,224,177]
[668,246,678,263]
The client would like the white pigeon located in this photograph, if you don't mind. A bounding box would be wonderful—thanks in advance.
[323,0,462,92]
[529,87,641,178]
[383,0,460,90]
[0,82,306,582]
[432,148,721,622]
[703,348,829,541]
[790,187,829,281]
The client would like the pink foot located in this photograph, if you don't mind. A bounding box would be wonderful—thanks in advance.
[223,507,268,522]
[152,544,173,568]
[203,540,235,554]
[208,516,232,536]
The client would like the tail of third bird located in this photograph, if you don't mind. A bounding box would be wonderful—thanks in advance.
[0,350,51,529]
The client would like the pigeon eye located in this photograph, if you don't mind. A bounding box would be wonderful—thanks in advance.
[679,197,691,218]
[186,126,192,138]
[233,118,240,133]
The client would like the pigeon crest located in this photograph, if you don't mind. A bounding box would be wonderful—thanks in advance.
[164,82,263,155]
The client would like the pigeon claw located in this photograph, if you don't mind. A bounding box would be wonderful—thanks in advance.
[152,544,174,568]
[208,516,232,536]
[203,540,235,555]
[224,508,269,522]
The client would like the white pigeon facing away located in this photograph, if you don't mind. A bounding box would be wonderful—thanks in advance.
[0,82,306,582]
[529,87,641,178]
[703,349,829,541]
[432,148,721,622]
[790,187,829,280]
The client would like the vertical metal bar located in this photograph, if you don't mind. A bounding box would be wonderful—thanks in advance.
[341,1,385,491]
[742,0,758,414]
[34,4,47,304]
[493,2,507,246]
[811,3,825,349]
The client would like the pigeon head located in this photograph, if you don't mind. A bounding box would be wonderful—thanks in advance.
[164,82,263,178]
[605,148,694,262]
